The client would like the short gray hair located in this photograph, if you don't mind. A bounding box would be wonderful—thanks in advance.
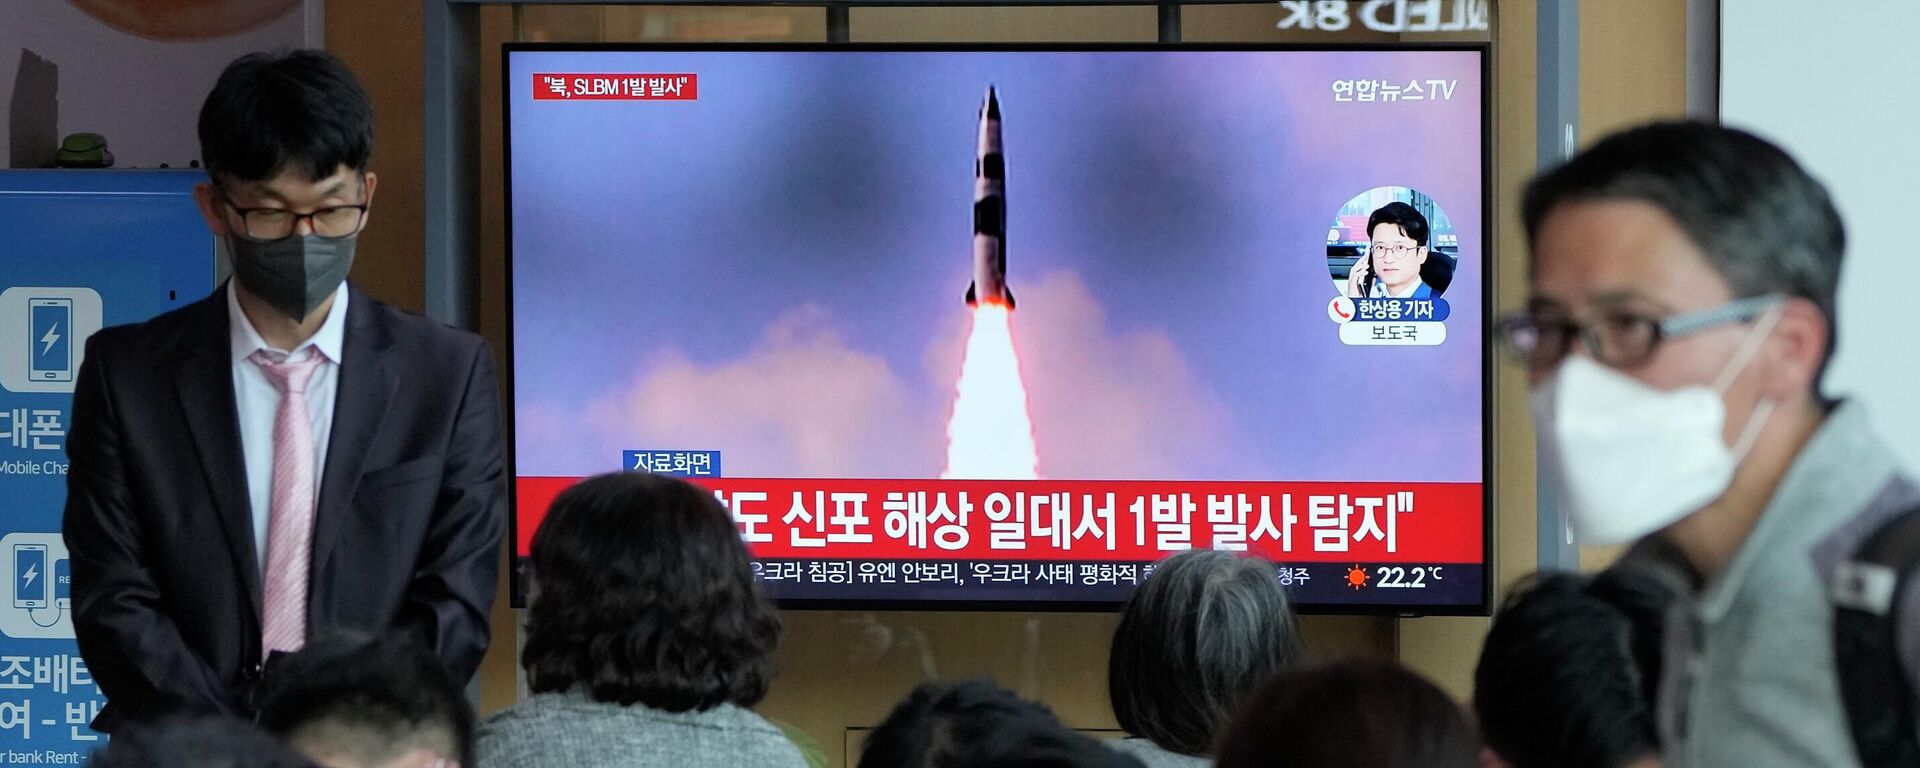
[1108,550,1302,756]
[1522,121,1846,390]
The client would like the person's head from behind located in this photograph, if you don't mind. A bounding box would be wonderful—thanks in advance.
[1474,571,1671,768]
[1368,201,1431,294]
[1216,659,1479,768]
[254,631,473,768]
[862,680,1143,768]
[195,49,378,323]
[1108,550,1301,756]
[1509,121,1842,548]
[523,471,779,712]
[89,717,318,768]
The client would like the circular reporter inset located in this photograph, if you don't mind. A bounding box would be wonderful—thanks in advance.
[1326,186,1458,301]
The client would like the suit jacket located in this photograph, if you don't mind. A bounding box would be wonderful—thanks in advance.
[62,284,506,732]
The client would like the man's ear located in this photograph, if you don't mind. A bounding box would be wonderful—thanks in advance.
[193,182,232,237]
[358,171,378,228]
[1761,297,1828,401]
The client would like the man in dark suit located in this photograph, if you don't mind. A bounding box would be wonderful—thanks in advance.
[62,49,505,732]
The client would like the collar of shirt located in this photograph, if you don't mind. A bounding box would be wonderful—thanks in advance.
[1695,399,1902,622]
[227,279,349,365]
[1371,279,1426,299]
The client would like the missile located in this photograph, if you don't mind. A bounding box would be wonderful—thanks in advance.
[966,86,1014,309]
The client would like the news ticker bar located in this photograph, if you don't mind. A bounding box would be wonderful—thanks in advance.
[751,558,1485,606]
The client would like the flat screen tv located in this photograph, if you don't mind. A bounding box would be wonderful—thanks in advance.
[506,44,1491,613]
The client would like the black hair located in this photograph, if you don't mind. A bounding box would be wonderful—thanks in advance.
[198,49,374,184]
[1108,550,1301,756]
[863,680,1145,768]
[523,471,780,711]
[1216,660,1480,768]
[1473,569,1676,768]
[254,630,476,768]
[88,717,318,768]
[1522,120,1845,389]
[1368,201,1431,247]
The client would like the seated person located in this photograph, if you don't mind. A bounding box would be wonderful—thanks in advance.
[478,472,805,768]
[1474,570,1673,768]
[255,630,475,768]
[88,717,319,768]
[1215,659,1479,768]
[862,680,1143,768]
[1108,550,1301,768]
[1347,201,1441,299]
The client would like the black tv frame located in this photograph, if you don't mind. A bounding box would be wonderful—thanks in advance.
[501,42,1495,616]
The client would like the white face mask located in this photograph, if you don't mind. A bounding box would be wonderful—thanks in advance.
[1529,303,1784,545]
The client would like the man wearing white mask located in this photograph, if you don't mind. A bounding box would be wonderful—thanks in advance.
[1501,121,1920,767]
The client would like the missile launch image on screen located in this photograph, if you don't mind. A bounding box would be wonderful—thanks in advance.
[508,50,1487,487]
[507,47,1491,606]
[946,85,1039,480]
[967,86,1013,310]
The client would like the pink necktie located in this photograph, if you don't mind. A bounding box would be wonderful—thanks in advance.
[251,347,324,658]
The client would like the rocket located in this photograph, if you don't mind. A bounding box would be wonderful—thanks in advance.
[966,85,1014,309]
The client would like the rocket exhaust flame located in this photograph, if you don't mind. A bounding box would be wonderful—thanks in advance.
[943,303,1039,480]
[945,85,1038,479]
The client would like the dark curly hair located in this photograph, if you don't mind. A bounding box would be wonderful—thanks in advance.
[522,471,780,711]
[1216,660,1479,768]
[255,630,476,768]
[1473,569,1674,768]
[862,680,1144,768]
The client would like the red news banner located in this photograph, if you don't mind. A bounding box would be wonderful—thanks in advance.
[533,73,698,101]
[516,478,1482,564]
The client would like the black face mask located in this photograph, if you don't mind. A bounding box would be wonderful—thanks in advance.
[228,233,356,321]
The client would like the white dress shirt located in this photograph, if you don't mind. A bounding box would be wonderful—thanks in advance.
[1370,278,1429,299]
[228,281,349,576]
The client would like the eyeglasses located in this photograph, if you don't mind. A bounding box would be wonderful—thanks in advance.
[1370,244,1422,260]
[1496,294,1785,371]
[219,187,367,241]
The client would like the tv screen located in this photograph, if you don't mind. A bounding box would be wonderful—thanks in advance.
[506,44,1490,613]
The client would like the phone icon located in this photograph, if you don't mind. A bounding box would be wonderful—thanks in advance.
[29,298,73,383]
[13,545,47,610]
[54,558,69,610]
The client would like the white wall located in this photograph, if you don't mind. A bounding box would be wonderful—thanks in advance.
[1,0,318,169]
[1722,0,1920,474]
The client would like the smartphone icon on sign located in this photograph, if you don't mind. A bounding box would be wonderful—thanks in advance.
[55,558,70,610]
[29,298,74,382]
[13,545,46,609]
